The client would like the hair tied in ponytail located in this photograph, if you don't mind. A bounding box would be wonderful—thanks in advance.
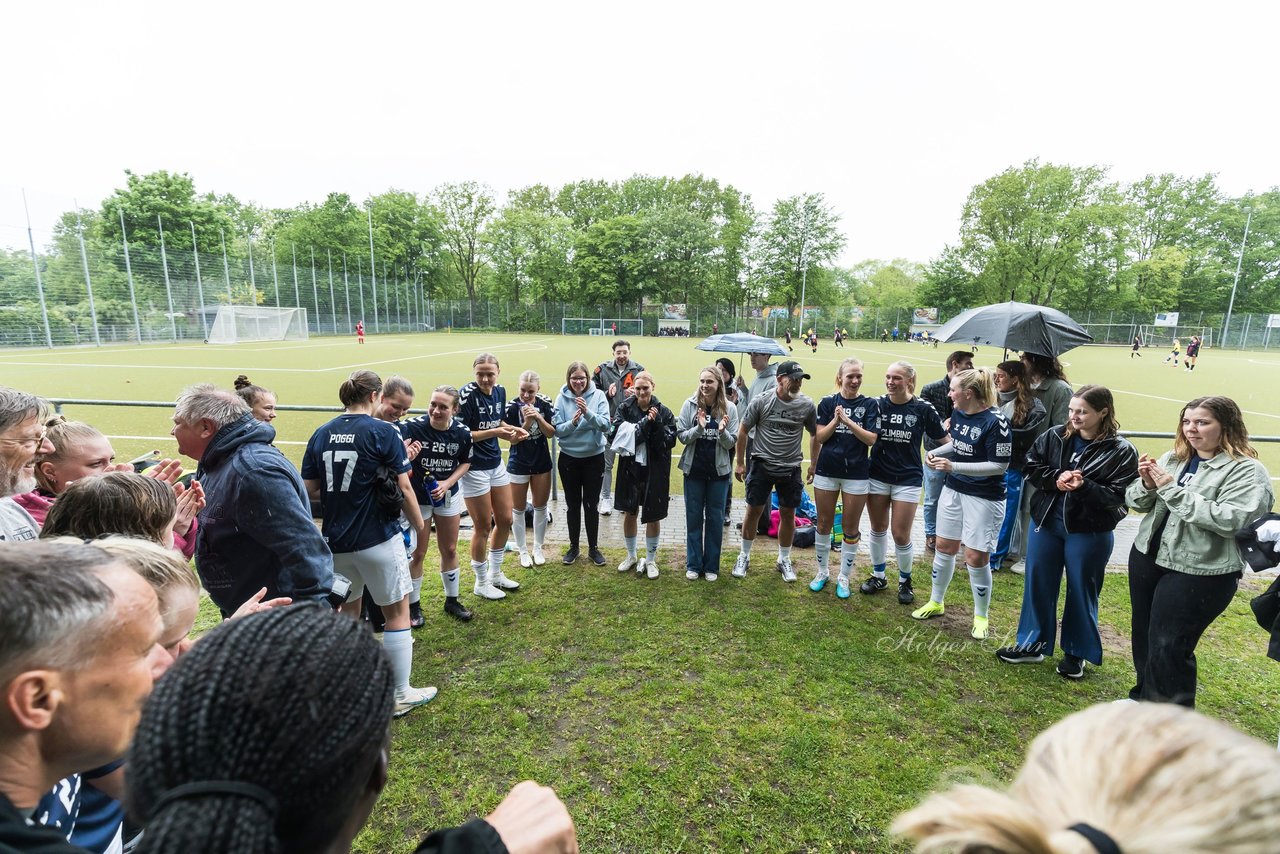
[149,780,279,819]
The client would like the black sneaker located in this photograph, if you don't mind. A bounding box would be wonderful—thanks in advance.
[443,599,474,622]
[588,547,607,566]
[409,601,425,629]
[562,547,580,565]
[1057,654,1085,679]
[897,578,915,604]
[860,574,888,595]
[997,646,1045,664]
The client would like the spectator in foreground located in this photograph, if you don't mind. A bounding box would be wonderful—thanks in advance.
[0,386,53,543]
[128,605,578,854]
[171,384,334,616]
[0,541,167,851]
[892,702,1280,853]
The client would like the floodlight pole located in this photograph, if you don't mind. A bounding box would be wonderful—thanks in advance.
[22,190,53,348]
[1222,207,1252,349]
[118,208,142,342]
[73,202,101,346]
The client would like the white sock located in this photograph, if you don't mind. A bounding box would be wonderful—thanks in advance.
[441,569,459,598]
[645,535,659,562]
[488,548,505,577]
[815,536,831,575]
[840,535,858,579]
[625,535,637,559]
[895,542,914,580]
[741,538,754,556]
[968,564,992,618]
[384,628,413,693]
[409,575,423,605]
[471,559,486,584]
[930,551,957,604]
[533,506,548,548]
[779,545,792,560]
[869,529,890,570]
[511,512,527,552]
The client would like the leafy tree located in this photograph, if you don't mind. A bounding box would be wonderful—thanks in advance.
[433,182,495,311]
[756,193,846,314]
[573,215,653,311]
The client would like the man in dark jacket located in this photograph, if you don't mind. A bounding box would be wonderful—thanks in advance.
[918,350,973,551]
[172,384,333,615]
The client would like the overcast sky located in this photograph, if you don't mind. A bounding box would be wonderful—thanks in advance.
[2,1,1276,266]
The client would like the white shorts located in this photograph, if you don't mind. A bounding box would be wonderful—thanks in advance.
[935,486,1005,553]
[868,479,923,504]
[332,535,411,607]
[813,474,870,496]
[506,470,550,485]
[420,490,463,519]
[460,466,511,499]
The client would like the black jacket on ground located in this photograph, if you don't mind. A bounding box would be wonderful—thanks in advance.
[610,395,677,522]
[1023,426,1139,534]
[195,414,334,614]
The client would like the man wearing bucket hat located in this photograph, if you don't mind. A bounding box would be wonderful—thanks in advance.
[732,360,817,583]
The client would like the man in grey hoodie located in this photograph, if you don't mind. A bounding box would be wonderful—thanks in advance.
[592,339,644,515]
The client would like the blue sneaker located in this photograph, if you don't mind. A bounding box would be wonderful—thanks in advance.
[836,576,851,599]
[809,572,828,592]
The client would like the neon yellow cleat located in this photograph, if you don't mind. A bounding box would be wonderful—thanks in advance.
[911,600,945,620]
[971,615,989,640]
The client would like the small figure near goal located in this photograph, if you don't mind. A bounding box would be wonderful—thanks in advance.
[356,320,365,344]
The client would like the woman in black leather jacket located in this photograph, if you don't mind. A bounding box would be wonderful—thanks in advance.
[996,385,1138,679]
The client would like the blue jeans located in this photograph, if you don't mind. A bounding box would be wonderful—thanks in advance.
[921,464,947,536]
[1015,512,1113,664]
[685,476,730,576]
[989,468,1024,569]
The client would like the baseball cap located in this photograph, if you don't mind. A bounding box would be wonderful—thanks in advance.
[776,360,810,380]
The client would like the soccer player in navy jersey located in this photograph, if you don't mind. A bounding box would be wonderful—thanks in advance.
[459,354,529,600]
[864,361,947,605]
[400,385,475,622]
[807,357,880,598]
[301,370,435,717]
[505,370,556,568]
[916,368,1012,639]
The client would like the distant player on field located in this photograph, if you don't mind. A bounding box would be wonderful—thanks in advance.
[1184,335,1201,372]
[1163,337,1180,366]
[1131,332,1143,358]
[356,319,365,344]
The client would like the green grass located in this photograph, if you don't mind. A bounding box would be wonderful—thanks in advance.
[27,332,1280,851]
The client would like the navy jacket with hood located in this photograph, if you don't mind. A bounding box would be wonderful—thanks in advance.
[194,414,334,614]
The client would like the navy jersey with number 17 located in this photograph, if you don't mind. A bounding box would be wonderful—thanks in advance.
[944,406,1012,500]
[868,396,946,486]
[301,413,410,553]
[459,382,506,471]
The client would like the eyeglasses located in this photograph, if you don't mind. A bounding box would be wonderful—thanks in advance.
[0,427,48,450]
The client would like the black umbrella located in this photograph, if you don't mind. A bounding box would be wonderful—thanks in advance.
[933,301,1092,357]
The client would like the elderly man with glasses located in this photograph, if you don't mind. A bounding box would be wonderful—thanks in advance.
[0,387,54,543]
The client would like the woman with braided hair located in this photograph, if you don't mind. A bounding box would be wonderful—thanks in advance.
[128,605,579,854]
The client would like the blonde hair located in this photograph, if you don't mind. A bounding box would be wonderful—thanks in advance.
[36,417,109,493]
[517,370,540,388]
[94,536,199,603]
[894,702,1280,853]
[835,357,864,390]
[952,367,997,407]
[633,371,656,388]
[697,366,729,421]
[473,352,500,368]
[887,361,918,395]
[1173,396,1258,462]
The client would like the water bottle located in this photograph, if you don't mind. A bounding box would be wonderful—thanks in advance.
[425,475,446,508]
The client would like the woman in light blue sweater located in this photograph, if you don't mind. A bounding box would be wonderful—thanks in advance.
[552,360,612,565]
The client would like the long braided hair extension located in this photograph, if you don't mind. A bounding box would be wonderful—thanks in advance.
[128,605,395,853]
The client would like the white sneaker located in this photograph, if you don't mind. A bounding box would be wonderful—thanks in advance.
[393,685,438,717]
[518,551,533,568]
[777,556,797,583]
[598,495,613,515]
[705,573,718,581]
[731,553,749,578]
[1010,559,1026,576]
[473,580,507,600]
[491,569,520,590]
[686,569,699,580]
[531,546,546,566]
[618,555,639,573]
[646,559,659,579]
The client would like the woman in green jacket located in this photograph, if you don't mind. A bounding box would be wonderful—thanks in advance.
[1124,395,1274,707]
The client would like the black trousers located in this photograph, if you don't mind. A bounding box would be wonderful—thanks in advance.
[558,452,605,550]
[1128,544,1239,707]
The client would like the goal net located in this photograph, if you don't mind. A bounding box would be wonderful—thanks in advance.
[207,306,309,344]
[1138,325,1212,350]
[561,317,644,336]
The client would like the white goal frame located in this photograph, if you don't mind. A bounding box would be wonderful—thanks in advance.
[207,306,309,344]
[561,317,644,337]
[1138,325,1213,350]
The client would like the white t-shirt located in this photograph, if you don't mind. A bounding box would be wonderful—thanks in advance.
[0,497,38,543]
